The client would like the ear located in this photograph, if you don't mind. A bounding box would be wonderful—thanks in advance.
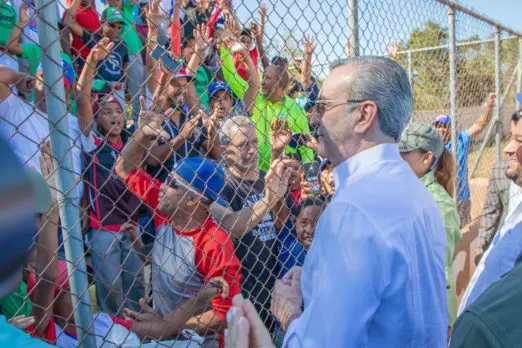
[353,101,379,136]
[423,151,435,166]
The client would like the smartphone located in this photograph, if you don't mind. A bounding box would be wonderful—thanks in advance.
[303,161,321,194]
[150,45,183,74]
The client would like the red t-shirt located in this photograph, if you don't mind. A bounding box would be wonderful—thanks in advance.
[67,6,100,60]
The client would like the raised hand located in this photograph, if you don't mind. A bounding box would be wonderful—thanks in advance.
[265,158,292,203]
[298,133,318,153]
[88,37,115,62]
[386,43,399,60]
[270,119,292,156]
[178,110,203,140]
[486,92,496,108]
[145,0,164,32]
[259,2,268,20]
[19,3,32,25]
[303,34,316,56]
[203,108,219,136]
[249,22,259,38]
[39,141,58,205]
[137,96,170,138]
[193,23,212,54]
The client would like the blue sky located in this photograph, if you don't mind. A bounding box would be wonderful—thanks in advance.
[459,0,522,33]
[234,0,521,78]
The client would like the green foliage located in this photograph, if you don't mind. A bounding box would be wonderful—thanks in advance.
[400,21,519,111]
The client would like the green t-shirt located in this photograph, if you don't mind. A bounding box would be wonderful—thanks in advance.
[0,2,16,46]
[251,93,314,171]
[120,3,143,55]
[0,282,32,320]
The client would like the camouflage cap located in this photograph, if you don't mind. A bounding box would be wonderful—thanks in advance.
[399,122,444,158]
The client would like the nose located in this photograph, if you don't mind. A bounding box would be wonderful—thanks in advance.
[310,109,320,127]
[504,139,518,157]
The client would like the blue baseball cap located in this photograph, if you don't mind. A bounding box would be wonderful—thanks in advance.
[208,81,233,100]
[433,114,451,126]
[173,157,226,204]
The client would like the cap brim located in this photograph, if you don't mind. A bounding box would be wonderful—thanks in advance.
[171,74,193,81]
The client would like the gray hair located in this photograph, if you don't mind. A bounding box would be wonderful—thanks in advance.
[219,116,254,146]
[330,56,413,140]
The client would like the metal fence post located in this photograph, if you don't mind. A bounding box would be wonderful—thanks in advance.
[348,0,359,57]
[448,6,458,191]
[516,39,522,111]
[35,0,96,347]
[495,26,502,161]
[407,51,414,89]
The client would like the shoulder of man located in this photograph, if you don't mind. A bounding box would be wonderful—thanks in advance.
[452,259,522,348]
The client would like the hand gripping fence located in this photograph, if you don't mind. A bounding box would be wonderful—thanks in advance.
[0,0,521,347]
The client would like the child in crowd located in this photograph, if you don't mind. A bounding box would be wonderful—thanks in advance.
[76,38,143,316]
[278,197,325,278]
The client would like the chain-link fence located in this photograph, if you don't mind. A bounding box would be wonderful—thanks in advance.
[0,0,521,346]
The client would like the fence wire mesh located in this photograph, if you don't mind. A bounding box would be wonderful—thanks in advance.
[0,0,521,346]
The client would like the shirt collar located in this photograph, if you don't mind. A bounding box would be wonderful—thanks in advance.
[333,143,401,188]
[420,171,435,187]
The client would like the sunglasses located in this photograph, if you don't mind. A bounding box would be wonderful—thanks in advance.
[165,174,210,202]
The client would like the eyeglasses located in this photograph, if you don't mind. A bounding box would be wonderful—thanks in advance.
[313,99,368,118]
[165,174,210,202]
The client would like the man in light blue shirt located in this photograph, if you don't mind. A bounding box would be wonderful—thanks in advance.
[432,93,495,227]
[264,57,448,347]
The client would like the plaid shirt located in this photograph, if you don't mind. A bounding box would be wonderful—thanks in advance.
[477,160,510,253]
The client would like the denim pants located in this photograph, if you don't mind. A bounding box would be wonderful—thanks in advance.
[90,229,145,315]
[127,53,146,124]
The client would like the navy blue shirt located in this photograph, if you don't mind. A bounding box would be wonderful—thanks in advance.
[81,30,129,83]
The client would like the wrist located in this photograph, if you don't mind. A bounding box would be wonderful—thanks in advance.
[282,308,302,332]
[86,55,98,64]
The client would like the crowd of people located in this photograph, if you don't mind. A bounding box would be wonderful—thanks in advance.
[0,0,520,347]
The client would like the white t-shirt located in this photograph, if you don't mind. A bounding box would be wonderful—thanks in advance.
[0,92,84,198]
[55,313,140,348]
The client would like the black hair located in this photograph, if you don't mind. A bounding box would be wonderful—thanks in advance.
[271,63,289,89]
[240,28,252,39]
[296,197,326,216]
[512,109,522,124]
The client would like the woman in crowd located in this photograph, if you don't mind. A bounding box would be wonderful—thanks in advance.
[399,122,461,330]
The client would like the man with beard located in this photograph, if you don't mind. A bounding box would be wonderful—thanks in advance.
[458,118,522,316]
[432,92,496,227]
[216,115,292,332]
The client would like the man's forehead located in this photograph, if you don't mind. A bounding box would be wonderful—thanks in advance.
[232,125,256,141]
[320,66,354,99]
